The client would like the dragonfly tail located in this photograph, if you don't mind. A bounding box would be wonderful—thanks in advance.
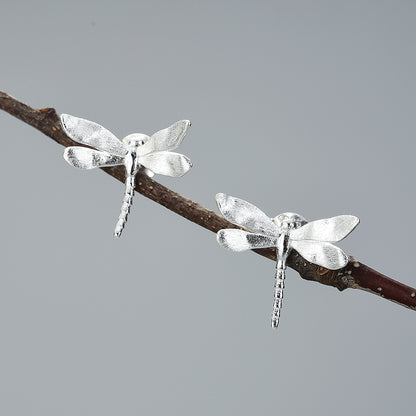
[271,260,286,329]
[114,175,135,238]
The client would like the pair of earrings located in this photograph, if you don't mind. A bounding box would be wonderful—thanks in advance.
[61,114,359,329]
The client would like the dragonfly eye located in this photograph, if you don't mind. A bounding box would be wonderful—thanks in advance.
[123,133,149,148]
[273,212,307,229]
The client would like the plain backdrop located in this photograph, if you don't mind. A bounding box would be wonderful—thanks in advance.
[1,1,415,415]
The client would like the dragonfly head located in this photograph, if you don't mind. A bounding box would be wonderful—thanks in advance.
[122,133,150,151]
[273,212,307,231]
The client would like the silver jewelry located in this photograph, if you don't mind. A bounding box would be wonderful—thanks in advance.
[61,114,193,237]
[215,193,359,329]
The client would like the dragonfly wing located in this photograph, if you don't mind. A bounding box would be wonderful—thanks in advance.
[217,229,277,252]
[137,120,191,155]
[289,215,359,242]
[139,151,192,177]
[291,240,349,270]
[61,114,128,156]
[64,147,125,170]
[216,193,278,236]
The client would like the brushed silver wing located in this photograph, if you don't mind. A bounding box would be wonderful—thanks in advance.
[138,120,191,156]
[289,215,359,242]
[139,151,192,177]
[291,240,349,270]
[64,147,125,170]
[216,193,278,236]
[61,114,128,157]
[217,229,277,252]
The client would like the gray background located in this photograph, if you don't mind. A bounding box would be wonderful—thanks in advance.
[1,1,415,415]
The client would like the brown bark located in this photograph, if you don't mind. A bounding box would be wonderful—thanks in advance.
[1,90,415,311]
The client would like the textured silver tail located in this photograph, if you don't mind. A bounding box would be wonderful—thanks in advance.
[114,175,135,238]
[271,260,286,328]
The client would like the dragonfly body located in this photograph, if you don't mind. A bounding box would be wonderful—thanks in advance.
[113,134,147,237]
[271,213,307,328]
[215,193,359,329]
[61,115,192,237]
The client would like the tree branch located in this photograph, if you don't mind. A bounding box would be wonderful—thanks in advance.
[1,90,415,311]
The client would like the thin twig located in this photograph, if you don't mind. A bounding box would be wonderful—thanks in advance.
[1,90,415,311]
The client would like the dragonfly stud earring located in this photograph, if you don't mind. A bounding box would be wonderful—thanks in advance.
[215,193,359,329]
[61,114,193,237]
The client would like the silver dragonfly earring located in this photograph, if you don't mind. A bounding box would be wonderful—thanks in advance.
[61,114,193,237]
[215,193,359,329]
